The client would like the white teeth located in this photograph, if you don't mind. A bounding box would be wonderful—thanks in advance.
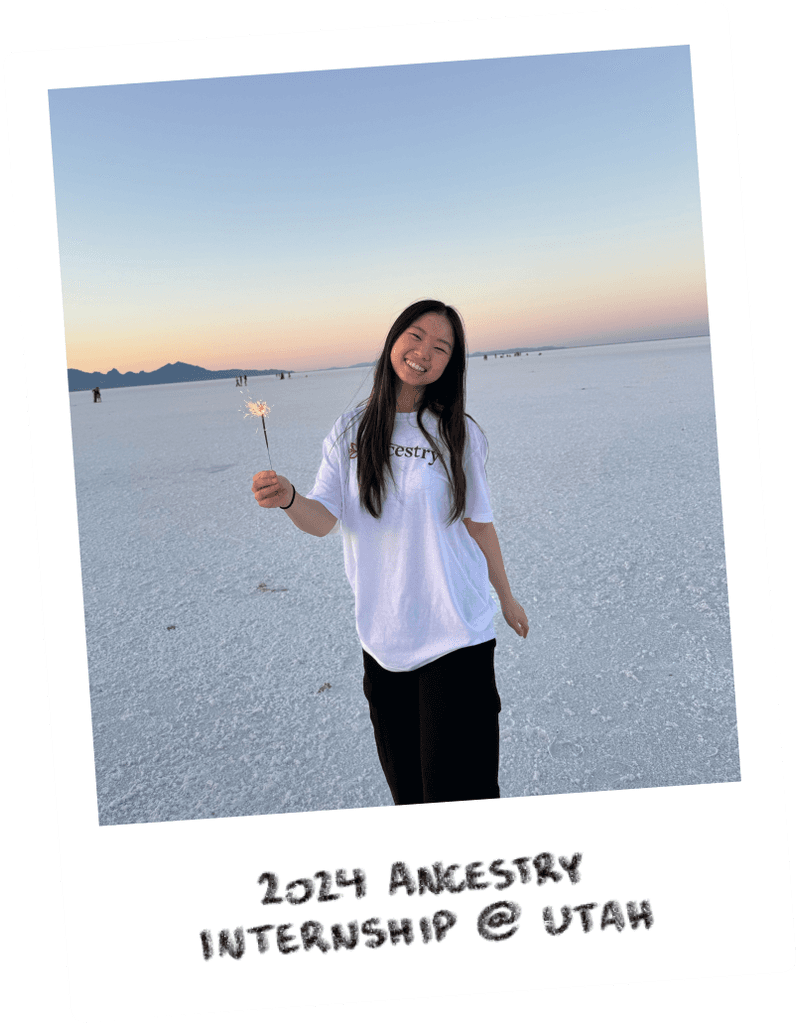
[406,360,427,373]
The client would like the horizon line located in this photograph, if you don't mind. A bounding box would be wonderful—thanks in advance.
[69,330,712,378]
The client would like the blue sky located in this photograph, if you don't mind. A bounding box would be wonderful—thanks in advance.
[49,45,708,372]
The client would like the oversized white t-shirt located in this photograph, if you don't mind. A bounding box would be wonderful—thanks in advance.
[306,408,497,671]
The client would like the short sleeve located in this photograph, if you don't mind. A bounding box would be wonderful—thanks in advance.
[306,414,355,529]
[463,419,493,523]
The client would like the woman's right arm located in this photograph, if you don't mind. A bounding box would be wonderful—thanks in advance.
[252,470,338,537]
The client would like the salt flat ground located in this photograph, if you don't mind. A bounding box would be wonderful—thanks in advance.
[69,336,739,825]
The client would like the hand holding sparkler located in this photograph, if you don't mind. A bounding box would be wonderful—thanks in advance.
[251,472,336,535]
[245,395,336,533]
[245,396,290,506]
[252,470,294,509]
[243,396,290,506]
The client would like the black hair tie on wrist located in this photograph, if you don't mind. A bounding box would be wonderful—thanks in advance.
[280,484,296,510]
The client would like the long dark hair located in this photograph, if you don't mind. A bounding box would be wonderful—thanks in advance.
[354,299,475,525]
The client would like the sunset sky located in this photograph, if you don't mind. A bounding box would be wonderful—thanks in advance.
[49,45,708,374]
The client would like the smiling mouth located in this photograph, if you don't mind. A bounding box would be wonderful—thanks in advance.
[406,359,427,374]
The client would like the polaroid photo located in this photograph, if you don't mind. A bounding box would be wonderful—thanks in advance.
[5,2,794,1021]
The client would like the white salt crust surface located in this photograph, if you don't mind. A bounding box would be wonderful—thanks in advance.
[68,336,739,824]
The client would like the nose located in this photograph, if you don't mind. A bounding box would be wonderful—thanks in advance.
[413,340,434,363]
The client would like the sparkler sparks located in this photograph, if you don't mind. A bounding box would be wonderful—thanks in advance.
[245,399,270,419]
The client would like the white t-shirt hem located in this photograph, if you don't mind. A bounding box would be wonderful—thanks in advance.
[361,623,497,673]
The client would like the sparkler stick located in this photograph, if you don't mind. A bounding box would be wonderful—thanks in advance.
[244,399,273,470]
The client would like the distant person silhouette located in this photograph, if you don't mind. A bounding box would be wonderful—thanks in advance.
[92,387,101,403]
[244,375,248,385]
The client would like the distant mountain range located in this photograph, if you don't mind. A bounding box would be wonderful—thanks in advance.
[67,361,292,392]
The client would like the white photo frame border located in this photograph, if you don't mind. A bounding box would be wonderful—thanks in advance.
[4,4,786,1019]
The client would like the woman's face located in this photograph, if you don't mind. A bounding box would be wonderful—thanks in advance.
[390,312,455,391]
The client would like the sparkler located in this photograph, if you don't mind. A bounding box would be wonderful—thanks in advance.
[244,398,273,470]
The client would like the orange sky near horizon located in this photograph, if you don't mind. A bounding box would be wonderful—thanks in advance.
[64,259,709,374]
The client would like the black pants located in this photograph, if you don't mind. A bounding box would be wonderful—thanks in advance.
[362,639,501,805]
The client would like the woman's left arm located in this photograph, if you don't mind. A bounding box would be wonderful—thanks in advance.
[464,519,529,638]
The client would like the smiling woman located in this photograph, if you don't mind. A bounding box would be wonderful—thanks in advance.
[251,299,528,806]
